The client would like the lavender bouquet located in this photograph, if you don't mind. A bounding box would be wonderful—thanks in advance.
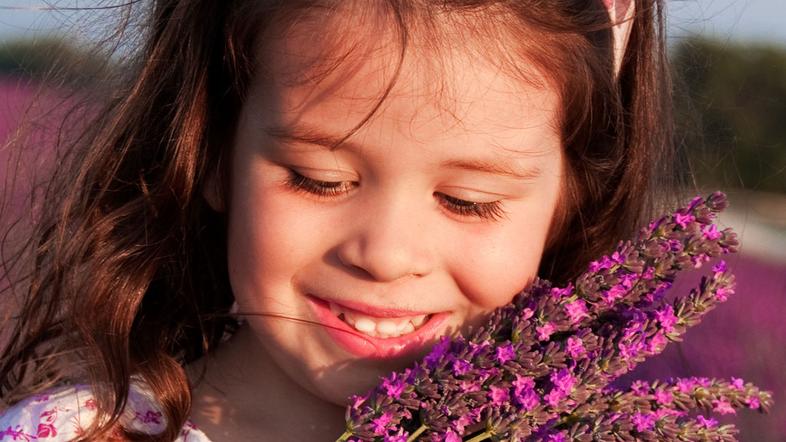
[336,192,773,442]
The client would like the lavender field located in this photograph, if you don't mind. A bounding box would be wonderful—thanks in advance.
[0,76,60,216]
[621,252,786,440]
[1,77,785,440]
[0,77,34,185]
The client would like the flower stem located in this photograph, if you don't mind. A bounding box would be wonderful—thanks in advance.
[465,431,493,442]
[335,431,353,442]
[406,425,428,441]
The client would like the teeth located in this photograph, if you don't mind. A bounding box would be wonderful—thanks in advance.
[329,302,431,339]
[353,317,377,334]
[376,319,400,336]
[411,315,427,327]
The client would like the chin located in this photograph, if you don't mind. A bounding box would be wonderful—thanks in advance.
[306,358,407,405]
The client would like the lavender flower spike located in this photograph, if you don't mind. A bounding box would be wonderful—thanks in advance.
[336,193,772,442]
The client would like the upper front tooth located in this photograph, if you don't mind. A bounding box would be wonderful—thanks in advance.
[376,319,400,336]
[353,317,376,334]
[329,302,430,336]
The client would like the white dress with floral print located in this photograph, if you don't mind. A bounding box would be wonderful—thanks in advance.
[0,383,211,441]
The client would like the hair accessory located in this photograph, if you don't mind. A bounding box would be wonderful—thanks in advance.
[604,0,635,75]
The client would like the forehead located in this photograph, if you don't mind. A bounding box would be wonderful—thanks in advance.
[250,4,560,154]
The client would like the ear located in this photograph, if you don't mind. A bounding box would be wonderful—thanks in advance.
[202,169,226,212]
[604,0,635,76]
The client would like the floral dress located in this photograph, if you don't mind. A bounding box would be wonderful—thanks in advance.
[0,383,211,441]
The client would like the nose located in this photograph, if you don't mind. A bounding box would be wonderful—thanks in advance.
[335,197,434,282]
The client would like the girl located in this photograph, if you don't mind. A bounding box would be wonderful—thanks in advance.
[0,0,679,440]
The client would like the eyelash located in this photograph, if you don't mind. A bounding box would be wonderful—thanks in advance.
[285,170,358,197]
[284,170,506,221]
[434,192,506,221]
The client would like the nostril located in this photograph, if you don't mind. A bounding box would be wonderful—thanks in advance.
[343,259,427,282]
[351,264,372,276]
[333,221,433,282]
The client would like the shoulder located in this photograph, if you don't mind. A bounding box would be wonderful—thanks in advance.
[0,384,211,441]
[0,384,96,441]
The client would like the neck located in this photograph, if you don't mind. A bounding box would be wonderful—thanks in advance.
[188,325,346,442]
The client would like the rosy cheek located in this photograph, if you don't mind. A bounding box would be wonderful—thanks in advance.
[446,217,548,310]
[226,183,305,302]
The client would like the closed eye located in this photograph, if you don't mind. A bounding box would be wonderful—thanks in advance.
[284,169,506,221]
[434,192,506,221]
[284,170,357,197]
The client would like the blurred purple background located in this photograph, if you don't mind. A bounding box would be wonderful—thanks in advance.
[622,252,786,441]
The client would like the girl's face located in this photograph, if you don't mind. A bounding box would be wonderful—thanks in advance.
[215,13,565,405]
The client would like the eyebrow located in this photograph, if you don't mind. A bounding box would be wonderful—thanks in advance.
[440,159,542,180]
[265,123,543,180]
[265,124,353,150]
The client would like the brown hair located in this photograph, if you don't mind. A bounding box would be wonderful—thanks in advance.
[0,1,678,440]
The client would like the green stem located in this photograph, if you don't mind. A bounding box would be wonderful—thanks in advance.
[407,425,428,441]
[465,431,493,442]
[335,431,353,442]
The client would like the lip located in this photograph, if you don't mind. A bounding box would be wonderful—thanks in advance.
[326,298,432,318]
[306,295,450,359]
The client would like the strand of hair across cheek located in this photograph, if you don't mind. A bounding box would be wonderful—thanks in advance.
[231,311,382,349]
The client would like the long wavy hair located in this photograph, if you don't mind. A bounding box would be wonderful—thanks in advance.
[0,0,679,440]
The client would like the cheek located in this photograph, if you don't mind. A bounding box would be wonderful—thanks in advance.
[225,170,322,307]
[447,224,545,310]
[447,189,561,310]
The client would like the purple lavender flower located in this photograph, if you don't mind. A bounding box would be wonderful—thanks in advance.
[371,412,393,435]
[715,285,734,302]
[565,336,586,359]
[674,212,695,229]
[451,359,473,376]
[383,431,407,442]
[447,432,464,442]
[546,431,568,442]
[488,385,509,405]
[512,375,539,411]
[337,193,773,442]
[382,373,406,399]
[632,412,656,431]
[654,389,673,405]
[702,223,722,240]
[697,415,719,428]
[564,299,588,324]
[549,284,573,299]
[536,322,556,340]
[494,343,516,364]
[655,305,678,333]
[713,399,736,415]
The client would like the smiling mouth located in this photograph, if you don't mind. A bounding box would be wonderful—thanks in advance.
[307,296,449,358]
[328,301,433,339]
